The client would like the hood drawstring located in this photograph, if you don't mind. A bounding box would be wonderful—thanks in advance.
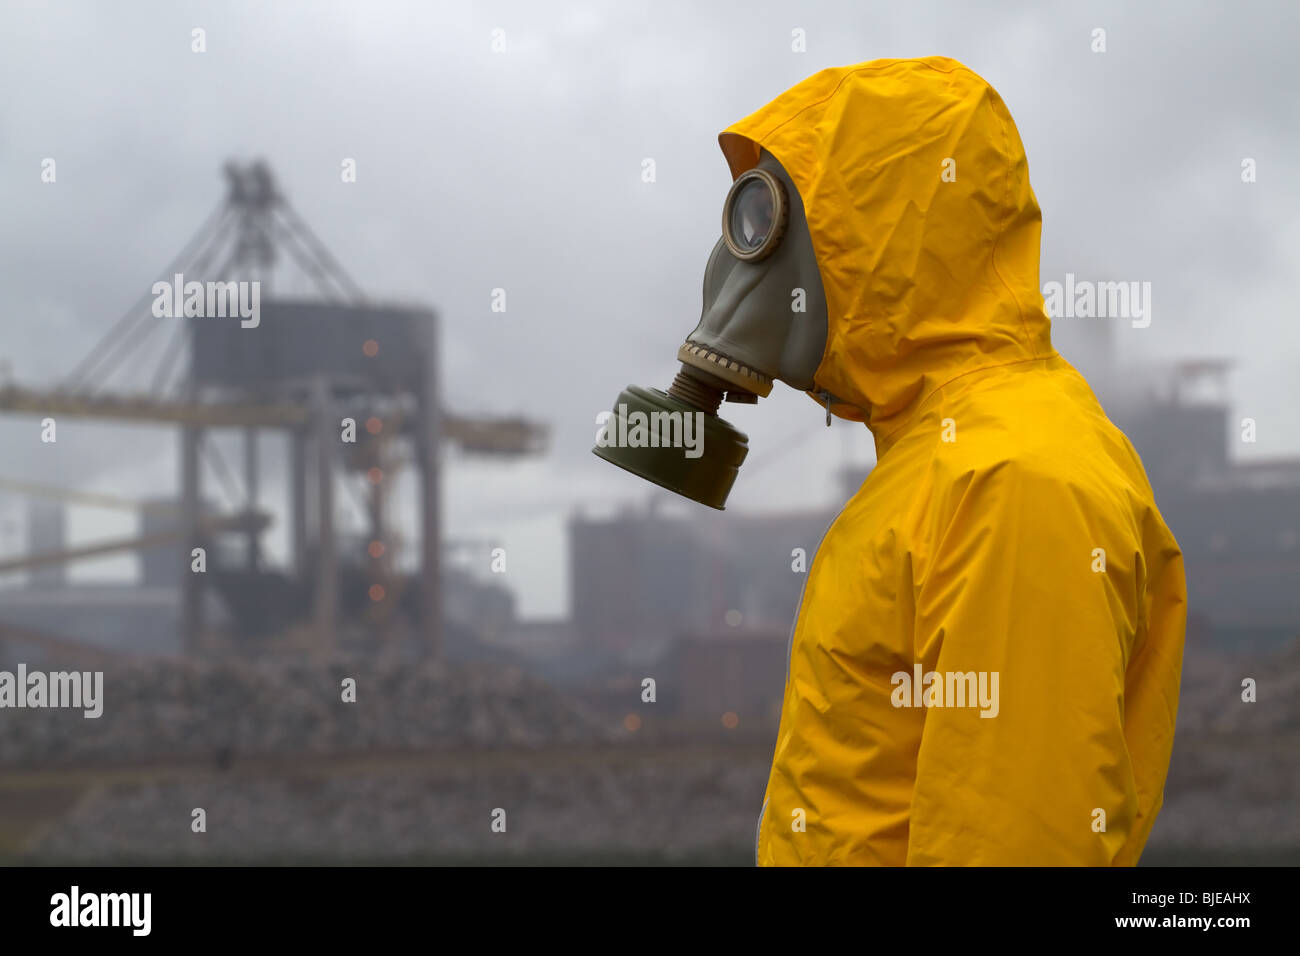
[818,389,833,427]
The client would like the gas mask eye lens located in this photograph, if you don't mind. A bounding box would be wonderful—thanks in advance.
[730,179,772,249]
[722,168,789,262]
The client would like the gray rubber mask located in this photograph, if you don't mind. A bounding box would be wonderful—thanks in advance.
[593,150,829,509]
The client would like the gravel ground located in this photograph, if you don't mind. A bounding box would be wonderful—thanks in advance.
[7,640,1298,863]
[22,758,771,863]
[0,654,617,768]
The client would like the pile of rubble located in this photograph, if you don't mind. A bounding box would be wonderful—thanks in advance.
[7,638,1299,864]
[1174,636,1300,735]
[1146,636,1300,856]
[0,654,617,768]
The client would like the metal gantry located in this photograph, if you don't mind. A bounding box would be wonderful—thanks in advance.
[0,161,548,658]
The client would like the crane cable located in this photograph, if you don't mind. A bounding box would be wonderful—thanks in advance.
[62,201,232,394]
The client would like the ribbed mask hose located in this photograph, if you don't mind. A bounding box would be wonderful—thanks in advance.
[667,369,724,415]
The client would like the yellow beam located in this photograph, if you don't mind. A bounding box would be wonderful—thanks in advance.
[0,477,176,513]
[442,416,549,454]
[0,385,549,454]
[0,385,307,428]
[0,511,270,574]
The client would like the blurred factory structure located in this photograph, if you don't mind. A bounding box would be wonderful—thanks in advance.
[0,161,547,663]
[1115,359,1300,644]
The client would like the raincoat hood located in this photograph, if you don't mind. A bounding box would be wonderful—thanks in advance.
[719,57,1052,455]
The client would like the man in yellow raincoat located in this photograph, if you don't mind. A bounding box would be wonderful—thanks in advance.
[712,58,1188,866]
[594,55,1187,865]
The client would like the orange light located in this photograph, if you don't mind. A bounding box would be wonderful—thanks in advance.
[369,584,386,602]
[365,417,382,435]
[623,713,642,732]
[368,541,385,559]
[721,711,739,729]
[367,468,383,484]
[362,340,379,357]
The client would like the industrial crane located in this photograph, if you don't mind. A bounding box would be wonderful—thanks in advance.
[0,161,548,658]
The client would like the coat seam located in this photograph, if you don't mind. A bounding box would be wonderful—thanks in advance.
[877,352,1060,453]
[988,90,1039,362]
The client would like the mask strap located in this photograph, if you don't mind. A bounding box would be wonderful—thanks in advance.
[818,389,833,427]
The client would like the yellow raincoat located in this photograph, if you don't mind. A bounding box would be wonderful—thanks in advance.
[723,58,1187,866]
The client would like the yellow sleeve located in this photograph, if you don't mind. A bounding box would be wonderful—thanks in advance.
[903,462,1185,866]
[1112,510,1186,866]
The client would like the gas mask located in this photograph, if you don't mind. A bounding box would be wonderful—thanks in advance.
[593,150,829,509]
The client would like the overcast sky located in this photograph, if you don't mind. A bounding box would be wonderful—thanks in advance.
[1,0,1296,616]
